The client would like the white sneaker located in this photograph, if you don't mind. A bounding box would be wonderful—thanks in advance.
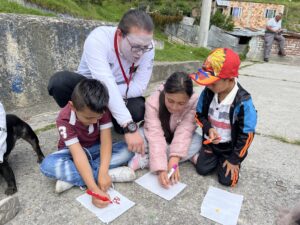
[108,166,136,182]
[128,153,149,171]
[55,180,74,194]
[0,196,20,224]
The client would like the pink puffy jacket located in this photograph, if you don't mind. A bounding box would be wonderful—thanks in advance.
[144,85,199,172]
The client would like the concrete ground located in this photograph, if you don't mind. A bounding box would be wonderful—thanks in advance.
[1,61,300,225]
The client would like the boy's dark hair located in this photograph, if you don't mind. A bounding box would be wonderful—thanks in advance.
[71,79,109,113]
[159,72,193,144]
[118,9,154,36]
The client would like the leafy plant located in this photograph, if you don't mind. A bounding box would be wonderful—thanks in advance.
[150,12,183,29]
[210,10,234,31]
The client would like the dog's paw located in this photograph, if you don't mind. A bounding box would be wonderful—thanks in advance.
[37,156,45,164]
[5,186,17,195]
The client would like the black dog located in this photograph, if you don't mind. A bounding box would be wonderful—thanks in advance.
[0,114,45,195]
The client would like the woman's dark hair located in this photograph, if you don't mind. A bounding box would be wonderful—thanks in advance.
[159,72,193,144]
[71,79,109,114]
[118,9,154,36]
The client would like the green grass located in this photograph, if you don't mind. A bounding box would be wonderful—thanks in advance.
[25,0,134,21]
[26,0,88,17]
[256,132,300,146]
[0,0,54,16]
[34,124,56,135]
[154,28,210,61]
[155,41,210,62]
[94,1,134,22]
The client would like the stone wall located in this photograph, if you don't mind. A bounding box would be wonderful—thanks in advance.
[0,14,200,111]
[223,1,284,29]
[0,14,114,110]
[165,24,248,53]
[165,23,200,45]
[207,25,243,53]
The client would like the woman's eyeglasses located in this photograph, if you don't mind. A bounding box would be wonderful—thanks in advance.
[126,36,153,53]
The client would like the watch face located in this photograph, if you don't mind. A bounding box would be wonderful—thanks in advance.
[128,122,137,132]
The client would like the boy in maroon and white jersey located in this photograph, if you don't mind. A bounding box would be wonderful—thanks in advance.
[41,79,135,208]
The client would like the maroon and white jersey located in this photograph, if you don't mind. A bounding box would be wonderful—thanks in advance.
[56,104,112,149]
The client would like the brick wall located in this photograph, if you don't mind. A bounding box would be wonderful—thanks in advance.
[247,34,300,60]
[223,1,284,29]
[260,35,300,56]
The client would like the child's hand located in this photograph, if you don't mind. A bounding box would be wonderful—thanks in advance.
[208,128,221,144]
[223,160,239,184]
[98,172,112,192]
[168,157,180,185]
[158,171,169,189]
[91,188,111,208]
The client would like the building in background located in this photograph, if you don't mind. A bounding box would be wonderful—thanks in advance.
[212,0,284,30]
[167,0,300,61]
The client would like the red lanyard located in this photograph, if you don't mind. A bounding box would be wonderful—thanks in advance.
[114,31,135,87]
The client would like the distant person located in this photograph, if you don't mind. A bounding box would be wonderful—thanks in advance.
[41,79,135,208]
[264,13,286,62]
[190,48,257,187]
[127,72,202,189]
[48,9,155,156]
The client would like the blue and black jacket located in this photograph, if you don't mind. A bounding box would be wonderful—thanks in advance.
[195,82,257,165]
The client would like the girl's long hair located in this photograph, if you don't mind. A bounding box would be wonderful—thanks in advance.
[158,72,193,144]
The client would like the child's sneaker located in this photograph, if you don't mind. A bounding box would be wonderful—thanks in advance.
[108,166,136,182]
[55,180,74,194]
[128,153,149,171]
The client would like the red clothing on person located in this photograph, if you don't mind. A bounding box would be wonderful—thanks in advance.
[56,104,112,149]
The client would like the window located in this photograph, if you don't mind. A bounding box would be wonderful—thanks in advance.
[230,7,242,18]
[265,9,276,18]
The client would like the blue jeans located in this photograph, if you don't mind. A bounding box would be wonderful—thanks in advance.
[40,141,134,186]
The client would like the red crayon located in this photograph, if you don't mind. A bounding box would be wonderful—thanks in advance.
[203,136,221,145]
[86,189,112,203]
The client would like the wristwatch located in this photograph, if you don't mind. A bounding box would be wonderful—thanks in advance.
[123,121,138,133]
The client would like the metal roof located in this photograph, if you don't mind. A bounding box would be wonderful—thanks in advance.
[225,28,265,37]
[216,0,230,7]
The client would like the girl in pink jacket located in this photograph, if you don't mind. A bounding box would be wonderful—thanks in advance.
[128,72,202,188]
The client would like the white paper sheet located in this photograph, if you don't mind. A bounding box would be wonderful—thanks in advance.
[200,186,243,225]
[135,172,186,201]
[76,189,135,224]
